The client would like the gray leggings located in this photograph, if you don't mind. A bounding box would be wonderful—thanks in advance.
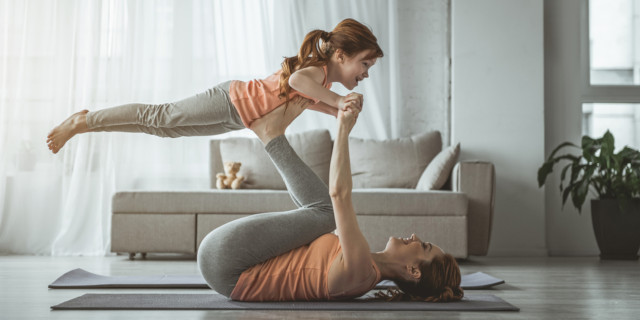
[85,81,245,137]
[197,135,336,297]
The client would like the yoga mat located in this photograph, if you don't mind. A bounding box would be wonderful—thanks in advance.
[49,269,208,289]
[377,271,504,290]
[49,268,505,290]
[51,293,519,311]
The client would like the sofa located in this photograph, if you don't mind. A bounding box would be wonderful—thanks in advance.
[111,129,495,259]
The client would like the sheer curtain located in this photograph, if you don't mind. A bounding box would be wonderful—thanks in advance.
[0,0,449,255]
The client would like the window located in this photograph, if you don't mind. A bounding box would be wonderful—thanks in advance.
[582,0,640,149]
[582,103,640,150]
[589,0,638,85]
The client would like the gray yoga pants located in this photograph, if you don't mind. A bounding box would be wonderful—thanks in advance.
[85,81,245,137]
[197,135,336,297]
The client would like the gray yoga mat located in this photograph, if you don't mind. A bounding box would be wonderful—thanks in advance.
[49,268,505,290]
[51,293,519,311]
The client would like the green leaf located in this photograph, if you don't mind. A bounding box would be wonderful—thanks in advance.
[562,182,575,206]
[537,162,554,187]
[547,141,578,161]
[569,162,584,185]
[581,136,597,162]
[616,147,640,170]
[596,131,614,170]
[538,154,580,187]
[559,162,573,191]
[571,176,591,214]
[601,130,615,157]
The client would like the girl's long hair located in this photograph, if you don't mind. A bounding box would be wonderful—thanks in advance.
[279,18,384,103]
[374,253,464,302]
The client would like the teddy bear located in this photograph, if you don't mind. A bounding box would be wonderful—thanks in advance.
[216,161,245,190]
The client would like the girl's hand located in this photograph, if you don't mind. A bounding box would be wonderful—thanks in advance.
[337,101,359,134]
[337,93,363,112]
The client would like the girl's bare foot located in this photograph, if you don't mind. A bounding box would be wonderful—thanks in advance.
[46,109,90,154]
[249,97,311,145]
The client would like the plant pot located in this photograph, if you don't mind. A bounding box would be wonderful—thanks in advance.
[591,199,640,260]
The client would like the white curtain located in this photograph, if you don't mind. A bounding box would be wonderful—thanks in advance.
[0,0,449,255]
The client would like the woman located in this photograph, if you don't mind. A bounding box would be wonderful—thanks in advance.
[197,101,463,302]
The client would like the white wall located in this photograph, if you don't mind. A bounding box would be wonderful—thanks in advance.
[544,0,600,256]
[394,0,451,144]
[452,0,547,256]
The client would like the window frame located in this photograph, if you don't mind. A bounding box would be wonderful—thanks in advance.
[581,0,640,103]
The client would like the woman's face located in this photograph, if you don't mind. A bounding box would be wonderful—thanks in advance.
[383,233,445,265]
[336,49,377,90]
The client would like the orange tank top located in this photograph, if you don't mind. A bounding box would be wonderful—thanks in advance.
[229,65,332,128]
[229,233,381,302]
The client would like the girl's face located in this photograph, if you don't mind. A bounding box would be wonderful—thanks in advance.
[336,49,377,90]
[383,233,445,266]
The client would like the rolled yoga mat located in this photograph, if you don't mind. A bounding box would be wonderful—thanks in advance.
[49,268,505,290]
[51,293,519,311]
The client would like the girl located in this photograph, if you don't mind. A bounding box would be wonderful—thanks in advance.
[46,18,383,154]
[197,101,464,302]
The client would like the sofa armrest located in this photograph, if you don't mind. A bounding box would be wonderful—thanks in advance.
[452,161,495,256]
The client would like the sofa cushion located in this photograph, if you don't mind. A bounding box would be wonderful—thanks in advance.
[112,190,298,214]
[112,189,467,217]
[416,142,461,190]
[352,189,467,216]
[349,131,442,189]
[217,129,332,189]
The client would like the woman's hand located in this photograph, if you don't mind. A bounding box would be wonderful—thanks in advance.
[337,101,359,134]
[337,93,363,112]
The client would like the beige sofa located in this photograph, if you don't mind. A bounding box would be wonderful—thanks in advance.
[111,129,495,259]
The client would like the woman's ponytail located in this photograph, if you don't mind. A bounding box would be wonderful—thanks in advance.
[373,253,464,303]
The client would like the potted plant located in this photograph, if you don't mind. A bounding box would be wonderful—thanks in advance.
[538,130,640,260]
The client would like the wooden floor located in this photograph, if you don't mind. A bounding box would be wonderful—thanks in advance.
[1,254,639,319]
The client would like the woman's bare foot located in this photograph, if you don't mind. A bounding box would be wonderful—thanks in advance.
[249,97,311,145]
[46,109,90,154]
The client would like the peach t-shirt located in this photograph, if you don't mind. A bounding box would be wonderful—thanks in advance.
[228,65,332,128]
[229,233,381,302]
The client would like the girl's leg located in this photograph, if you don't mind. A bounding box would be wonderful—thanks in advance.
[87,122,242,138]
[197,135,335,296]
[87,82,239,130]
[46,110,90,154]
[46,81,241,153]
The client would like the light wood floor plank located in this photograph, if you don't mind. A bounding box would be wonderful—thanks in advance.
[1,255,638,319]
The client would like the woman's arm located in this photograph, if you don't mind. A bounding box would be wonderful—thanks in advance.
[329,107,371,277]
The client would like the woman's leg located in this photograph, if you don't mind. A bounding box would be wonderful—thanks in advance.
[46,81,242,153]
[197,135,335,297]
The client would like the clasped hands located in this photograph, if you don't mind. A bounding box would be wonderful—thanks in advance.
[337,92,362,132]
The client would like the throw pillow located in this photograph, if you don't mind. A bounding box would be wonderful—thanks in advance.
[349,131,442,189]
[416,142,461,190]
[218,129,332,189]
